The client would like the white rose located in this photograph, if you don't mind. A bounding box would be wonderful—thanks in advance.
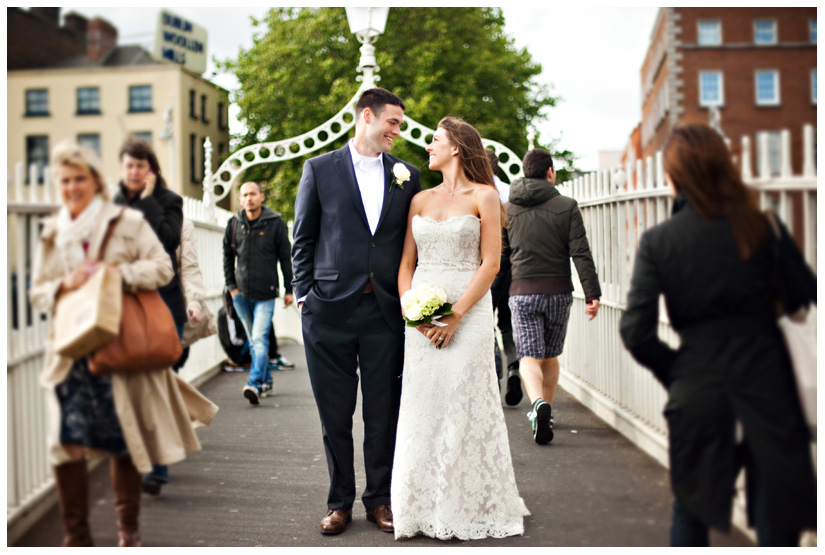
[434,286,447,304]
[393,162,411,184]
[405,305,423,321]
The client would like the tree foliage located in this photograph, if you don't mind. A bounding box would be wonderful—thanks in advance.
[219,7,577,219]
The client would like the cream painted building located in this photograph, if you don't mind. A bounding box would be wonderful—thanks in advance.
[8,58,232,209]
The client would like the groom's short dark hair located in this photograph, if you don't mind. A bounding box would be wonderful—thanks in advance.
[523,148,554,179]
[355,88,405,118]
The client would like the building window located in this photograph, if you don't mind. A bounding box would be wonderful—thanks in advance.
[201,95,208,123]
[697,20,721,46]
[218,142,226,158]
[755,70,780,106]
[128,85,152,113]
[25,89,49,116]
[811,20,817,43]
[26,136,49,183]
[754,19,777,45]
[699,71,724,107]
[133,131,153,145]
[77,134,101,157]
[77,87,100,115]
[189,90,197,119]
[756,131,781,177]
[813,70,817,105]
[190,133,197,183]
[218,102,225,129]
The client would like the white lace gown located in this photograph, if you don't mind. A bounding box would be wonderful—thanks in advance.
[391,215,530,540]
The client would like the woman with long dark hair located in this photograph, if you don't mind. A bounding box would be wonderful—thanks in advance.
[620,123,816,546]
[392,117,529,540]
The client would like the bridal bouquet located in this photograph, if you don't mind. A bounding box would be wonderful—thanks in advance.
[401,283,453,347]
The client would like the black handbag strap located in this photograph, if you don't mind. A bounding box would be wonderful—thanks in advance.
[96,207,127,262]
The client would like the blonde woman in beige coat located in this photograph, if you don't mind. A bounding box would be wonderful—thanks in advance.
[30,142,218,547]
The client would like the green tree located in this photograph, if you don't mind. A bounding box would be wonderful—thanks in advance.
[219,7,577,219]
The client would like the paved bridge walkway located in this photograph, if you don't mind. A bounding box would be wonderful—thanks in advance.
[15,341,752,547]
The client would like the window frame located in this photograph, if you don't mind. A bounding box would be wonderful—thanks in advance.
[133,131,153,145]
[26,135,49,183]
[77,133,102,157]
[190,133,198,183]
[811,19,817,43]
[697,20,722,46]
[189,89,197,119]
[128,85,153,113]
[698,70,725,107]
[754,70,781,106]
[753,18,777,45]
[25,89,49,117]
[812,69,817,105]
[76,87,101,115]
[200,94,209,124]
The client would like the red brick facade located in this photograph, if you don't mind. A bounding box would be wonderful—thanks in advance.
[640,8,816,175]
[7,7,86,70]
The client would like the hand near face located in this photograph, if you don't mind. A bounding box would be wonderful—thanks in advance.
[187,307,202,322]
[140,170,157,199]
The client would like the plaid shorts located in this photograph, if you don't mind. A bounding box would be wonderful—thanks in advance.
[508,293,574,360]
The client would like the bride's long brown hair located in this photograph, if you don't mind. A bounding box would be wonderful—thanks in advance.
[438,116,506,227]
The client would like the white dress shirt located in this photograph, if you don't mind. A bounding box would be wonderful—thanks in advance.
[349,140,385,235]
[494,175,510,204]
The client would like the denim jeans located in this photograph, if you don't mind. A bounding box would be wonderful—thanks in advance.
[232,293,275,390]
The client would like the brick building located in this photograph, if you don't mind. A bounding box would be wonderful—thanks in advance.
[7,7,234,208]
[639,7,816,175]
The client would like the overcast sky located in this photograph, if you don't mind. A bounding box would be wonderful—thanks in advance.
[66,6,659,171]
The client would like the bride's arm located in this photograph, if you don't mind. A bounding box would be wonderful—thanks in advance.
[398,192,424,300]
[427,187,501,348]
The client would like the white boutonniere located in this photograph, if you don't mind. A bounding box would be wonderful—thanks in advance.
[390,162,411,193]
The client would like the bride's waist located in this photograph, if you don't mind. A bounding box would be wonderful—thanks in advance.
[415,262,479,272]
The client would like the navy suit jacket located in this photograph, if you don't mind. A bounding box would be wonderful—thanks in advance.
[292,144,421,332]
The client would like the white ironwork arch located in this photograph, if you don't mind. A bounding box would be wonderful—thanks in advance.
[202,8,524,219]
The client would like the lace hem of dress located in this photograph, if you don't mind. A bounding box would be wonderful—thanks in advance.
[394,513,530,541]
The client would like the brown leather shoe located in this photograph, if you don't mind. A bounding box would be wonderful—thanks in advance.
[366,504,394,533]
[320,509,352,535]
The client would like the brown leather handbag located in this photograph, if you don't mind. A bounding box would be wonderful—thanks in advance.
[87,208,182,376]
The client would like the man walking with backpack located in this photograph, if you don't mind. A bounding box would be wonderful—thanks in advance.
[224,181,294,405]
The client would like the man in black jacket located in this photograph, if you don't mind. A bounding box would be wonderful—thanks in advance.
[224,181,294,405]
[507,148,601,444]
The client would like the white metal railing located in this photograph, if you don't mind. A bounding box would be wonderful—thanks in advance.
[5,165,301,539]
[556,125,816,541]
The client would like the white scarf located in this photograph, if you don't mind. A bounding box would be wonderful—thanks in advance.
[55,196,105,273]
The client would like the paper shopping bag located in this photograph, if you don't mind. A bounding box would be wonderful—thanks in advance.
[53,265,123,360]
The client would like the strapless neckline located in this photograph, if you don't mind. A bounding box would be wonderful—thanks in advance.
[413,214,480,225]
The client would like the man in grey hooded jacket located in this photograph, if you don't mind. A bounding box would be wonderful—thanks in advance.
[506,148,601,444]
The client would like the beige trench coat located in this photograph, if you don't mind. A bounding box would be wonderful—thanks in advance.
[177,218,218,348]
[30,201,218,473]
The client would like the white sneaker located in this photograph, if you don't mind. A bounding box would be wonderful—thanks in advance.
[261,383,274,398]
[243,385,260,406]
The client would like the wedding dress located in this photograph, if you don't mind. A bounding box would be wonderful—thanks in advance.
[391,214,529,540]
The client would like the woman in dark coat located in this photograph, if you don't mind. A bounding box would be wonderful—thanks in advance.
[619,123,815,546]
[114,135,186,495]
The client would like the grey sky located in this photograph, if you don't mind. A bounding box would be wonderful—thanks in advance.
[66,6,659,171]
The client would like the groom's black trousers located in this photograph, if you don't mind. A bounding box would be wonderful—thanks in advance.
[302,292,404,511]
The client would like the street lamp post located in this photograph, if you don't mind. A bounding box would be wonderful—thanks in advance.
[345,7,389,88]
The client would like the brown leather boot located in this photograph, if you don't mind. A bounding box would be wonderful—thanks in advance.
[53,459,94,546]
[110,455,142,547]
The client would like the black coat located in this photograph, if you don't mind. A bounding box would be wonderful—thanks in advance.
[291,146,421,332]
[619,195,815,532]
[114,182,186,326]
[223,206,293,300]
[507,177,601,302]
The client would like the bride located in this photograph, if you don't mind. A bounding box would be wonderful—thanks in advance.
[391,117,529,540]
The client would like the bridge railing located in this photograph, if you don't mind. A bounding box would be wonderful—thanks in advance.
[5,169,300,542]
[556,125,816,539]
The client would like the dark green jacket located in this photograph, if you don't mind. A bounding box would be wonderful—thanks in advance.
[506,177,601,302]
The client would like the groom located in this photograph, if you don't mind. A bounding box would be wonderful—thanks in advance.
[292,88,421,535]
